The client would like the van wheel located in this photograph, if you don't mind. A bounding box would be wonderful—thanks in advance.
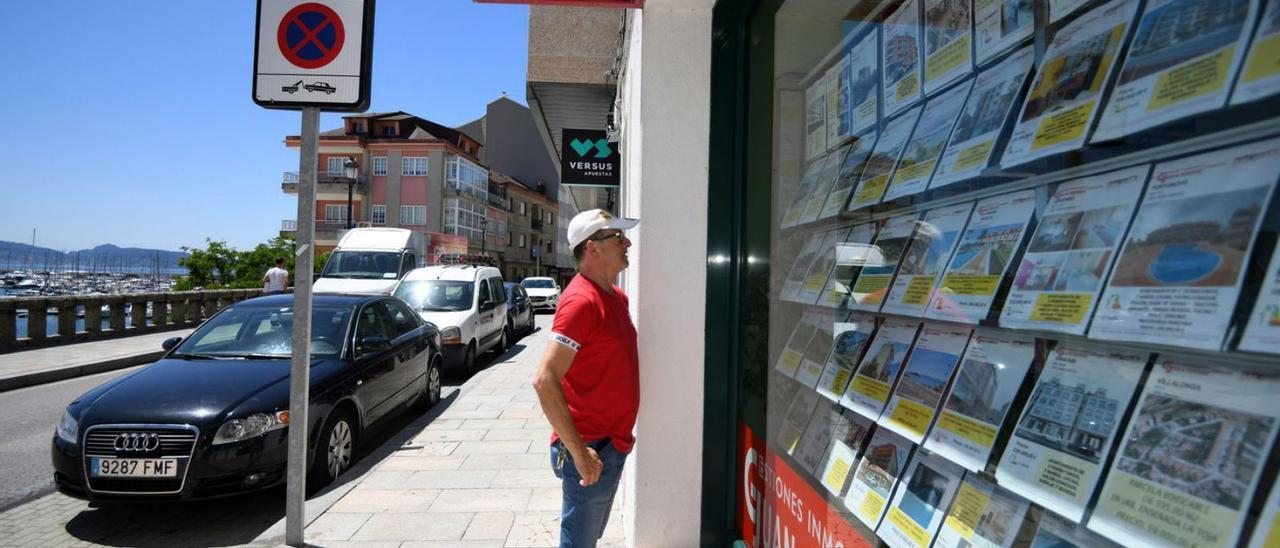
[464,343,477,376]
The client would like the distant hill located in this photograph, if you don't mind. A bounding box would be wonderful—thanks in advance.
[0,241,188,273]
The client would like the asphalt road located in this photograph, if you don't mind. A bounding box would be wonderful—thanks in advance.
[0,367,140,511]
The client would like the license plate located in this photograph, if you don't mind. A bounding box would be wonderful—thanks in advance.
[90,458,178,478]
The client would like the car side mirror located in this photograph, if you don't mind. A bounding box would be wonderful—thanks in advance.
[359,336,391,355]
[481,301,497,312]
[162,337,183,351]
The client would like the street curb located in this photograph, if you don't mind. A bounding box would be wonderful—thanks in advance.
[0,351,162,393]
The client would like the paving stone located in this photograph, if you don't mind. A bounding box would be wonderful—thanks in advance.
[527,487,563,512]
[413,428,487,442]
[452,440,532,455]
[463,511,516,540]
[305,512,372,541]
[430,489,533,512]
[400,540,506,548]
[504,511,560,548]
[491,469,562,489]
[378,455,468,471]
[329,489,440,513]
[350,512,473,542]
[438,409,504,420]
[461,418,527,429]
[462,453,548,471]
[396,440,461,456]
[484,428,552,442]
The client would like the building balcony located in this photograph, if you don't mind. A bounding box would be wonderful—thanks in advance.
[282,171,368,195]
[531,219,544,230]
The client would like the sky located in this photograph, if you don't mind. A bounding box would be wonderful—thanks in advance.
[0,1,529,252]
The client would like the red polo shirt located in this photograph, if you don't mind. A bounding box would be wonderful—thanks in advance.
[549,273,640,453]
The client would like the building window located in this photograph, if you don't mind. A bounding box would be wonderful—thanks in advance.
[403,157,428,176]
[546,241,553,254]
[519,201,527,216]
[444,156,489,201]
[518,233,527,248]
[327,157,345,175]
[373,156,388,176]
[324,204,348,224]
[381,126,395,136]
[400,205,426,225]
[371,205,386,225]
[443,198,488,244]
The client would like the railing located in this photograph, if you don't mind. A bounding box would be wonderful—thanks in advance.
[283,171,299,184]
[531,219,544,230]
[281,219,297,231]
[0,289,268,353]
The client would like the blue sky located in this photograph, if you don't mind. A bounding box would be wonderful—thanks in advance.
[0,1,529,252]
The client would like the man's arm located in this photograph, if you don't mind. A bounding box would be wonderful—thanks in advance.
[532,341,603,486]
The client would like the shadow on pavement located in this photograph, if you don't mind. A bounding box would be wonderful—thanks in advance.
[60,389,467,547]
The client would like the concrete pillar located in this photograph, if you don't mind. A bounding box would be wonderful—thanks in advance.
[131,297,148,330]
[54,298,77,339]
[0,300,15,347]
[617,4,713,545]
[27,300,47,343]
[171,297,187,328]
[108,296,127,332]
[83,296,104,335]
[154,295,169,328]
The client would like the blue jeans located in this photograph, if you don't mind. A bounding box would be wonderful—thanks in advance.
[550,438,626,548]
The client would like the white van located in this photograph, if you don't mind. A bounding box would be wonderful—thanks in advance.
[315,228,423,295]
[392,265,509,374]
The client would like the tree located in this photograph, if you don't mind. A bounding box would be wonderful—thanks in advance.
[175,239,241,290]
[173,235,330,290]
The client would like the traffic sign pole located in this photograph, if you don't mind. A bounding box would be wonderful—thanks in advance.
[286,106,319,548]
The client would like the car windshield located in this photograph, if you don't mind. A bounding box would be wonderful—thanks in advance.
[394,280,474,312]
[173,305,352,358]
[522,279,555,289]
[321,251,402,280]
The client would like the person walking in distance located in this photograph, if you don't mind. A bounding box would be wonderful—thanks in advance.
[263,258,289,294]
[533,209,640,547]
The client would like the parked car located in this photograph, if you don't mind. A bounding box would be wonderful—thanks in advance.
[521,277,561,312]
[315,228,423,295]
[504,282,535,336]
[50,293,442,502]
[393,265,509,375]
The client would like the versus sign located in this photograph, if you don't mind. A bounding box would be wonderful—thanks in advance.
[561,129,619,187]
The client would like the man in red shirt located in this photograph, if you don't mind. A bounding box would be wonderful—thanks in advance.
[533,208,640,547]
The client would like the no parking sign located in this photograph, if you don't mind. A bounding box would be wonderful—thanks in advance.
[254,0,373,111]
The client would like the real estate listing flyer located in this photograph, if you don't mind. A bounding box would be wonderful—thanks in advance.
[840,317,921,420]
[806,76,827,160]
[779,387,822,454]
[1049,0,1093,24]
[927,189,1036,324]
[850,214,919,309]
[1248,476,1280,548]
[819,409,877,496]
[1032,511,1122,548]
[922,0,974,95]
[932,47,1034,189]
[800,148,847,224]
[816,314,878,401]
[1092,0,1258,142]
[772,309,822,377]
[848,107,922,210]
[877,449,967,548]
[883,202,976,316]
[933,473,1031,548]
[820,222,880,307]
[879,323,973,444]
[847,30,882,137]
[1089,358,1280,548]
[794,319,838,388]
[844,427,917,529]
[883,0,925,117]
[1232,0,1280,105]
[999,165,1149,334]
[779,229,829,300]
[1240,244,1280,354]
[1091,139,1280,350]
[798,225,849,303]
[925,330,1036,472]
[1001,0,1138,167]
[826,60,845,151]
[994,345,1146,522]
[781,154,827,228]
[793,401,844,474]
[797,225,853,303]
[883,80,973,201]
[820,132,878,219]
[973,0,1035,66]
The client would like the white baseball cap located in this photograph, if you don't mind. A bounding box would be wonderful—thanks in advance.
[567,209,640,249]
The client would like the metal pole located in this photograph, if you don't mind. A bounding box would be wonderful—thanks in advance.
[286,106,319,547]
[346,180,354,229]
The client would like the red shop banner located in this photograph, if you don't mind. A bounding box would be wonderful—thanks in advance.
[737,421,872,548]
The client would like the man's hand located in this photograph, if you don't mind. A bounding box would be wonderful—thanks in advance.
[573,446,604,486]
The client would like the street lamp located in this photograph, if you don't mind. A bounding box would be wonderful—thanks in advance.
[343,158,358,229]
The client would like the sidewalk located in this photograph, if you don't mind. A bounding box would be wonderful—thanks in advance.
[278,323,626,547]
[0,329,189,392]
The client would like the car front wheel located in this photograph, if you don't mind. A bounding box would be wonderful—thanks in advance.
[310,409,356,490]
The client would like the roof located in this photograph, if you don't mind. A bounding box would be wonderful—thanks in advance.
[238,293,380,307]
[402,265,500,283]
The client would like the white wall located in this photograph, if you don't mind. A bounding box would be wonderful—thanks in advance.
[617,2,713,545]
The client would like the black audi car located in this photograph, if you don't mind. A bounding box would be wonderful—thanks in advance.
[51,293,442,501]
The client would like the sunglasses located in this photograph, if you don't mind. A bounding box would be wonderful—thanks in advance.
[588,231,626,242]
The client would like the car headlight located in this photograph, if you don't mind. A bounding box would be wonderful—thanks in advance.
[212,411,290,445]
[440,326,462,345]
[56,410,79,444]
